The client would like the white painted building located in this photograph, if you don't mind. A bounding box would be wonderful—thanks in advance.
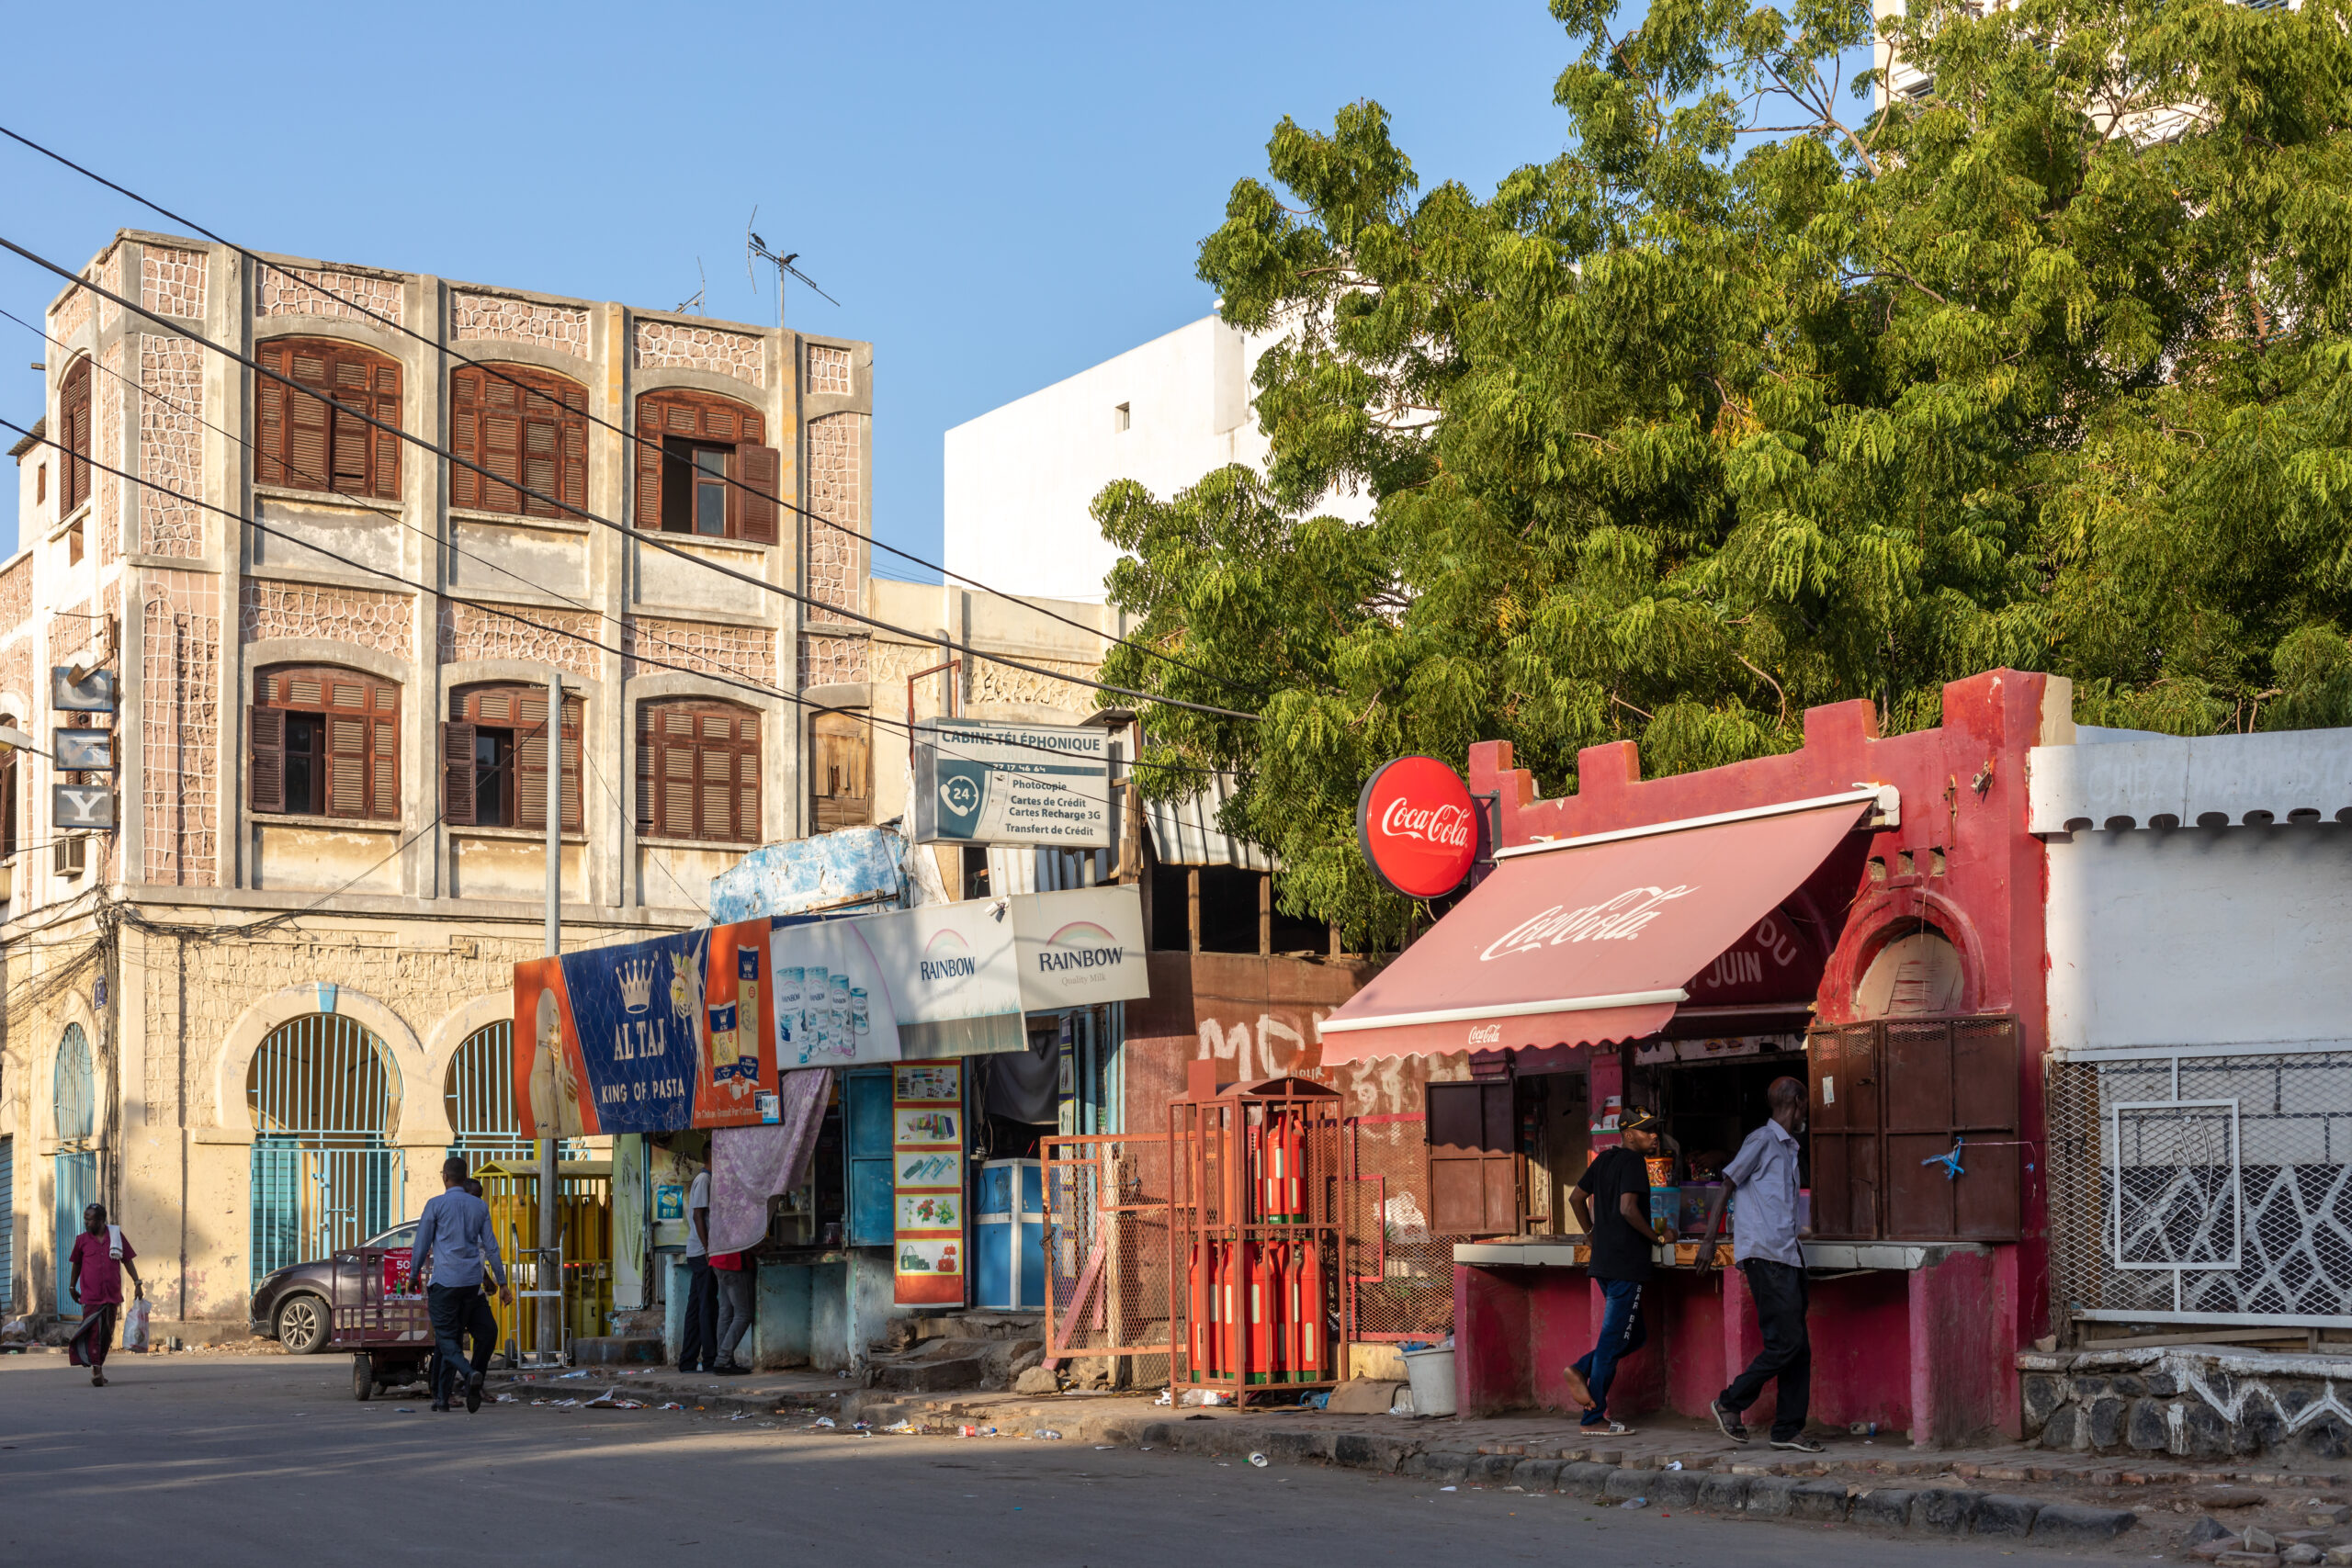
[2029,724,2352,1336]
[943,315,1374,604]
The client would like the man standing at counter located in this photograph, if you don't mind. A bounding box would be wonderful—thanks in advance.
[1563,1108,1674,1435]
[1697,1076,1822,1452]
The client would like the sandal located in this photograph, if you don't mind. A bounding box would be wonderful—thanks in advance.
[92,1371,107,1387]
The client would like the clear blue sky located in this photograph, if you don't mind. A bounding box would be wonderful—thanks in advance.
[2,1,1578,571]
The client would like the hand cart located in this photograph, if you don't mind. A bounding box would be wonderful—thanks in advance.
[330,1245,435,1401]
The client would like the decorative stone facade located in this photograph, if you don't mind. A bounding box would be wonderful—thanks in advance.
[96,246,124,331]
[239,581,414,658]
[52,284,92,346]
[967,652,1100,715]
[139,334,206,558]
[797,632,870,687]
[806,412,864,615]
[140,247,208,321]
[49,601,94,660]
[0,555,30,637]
[634,319,764,387]
[141,570,220,886]
[452,291,591,357]
[97,342,122,562]
[626,617,776,682]
[2023,1346,2352,1461]
[436,603,602,681]
[807,344,853,396]
[256,265,404,325]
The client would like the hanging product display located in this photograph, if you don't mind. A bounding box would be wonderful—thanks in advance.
[893,1062,967,1306]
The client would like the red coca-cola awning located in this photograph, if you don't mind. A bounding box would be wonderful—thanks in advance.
[1314,790,1885,1065]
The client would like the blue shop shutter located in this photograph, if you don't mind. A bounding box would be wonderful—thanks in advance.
[844,1068,894,1247]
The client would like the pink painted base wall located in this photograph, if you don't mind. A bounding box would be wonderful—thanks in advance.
[1457,1262,1945,1438]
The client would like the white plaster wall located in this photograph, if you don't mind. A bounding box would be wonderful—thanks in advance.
[2046,824,2352,1052]
[943,315,1374,603]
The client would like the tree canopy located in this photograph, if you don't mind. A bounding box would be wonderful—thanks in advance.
[1099,0,2352,947]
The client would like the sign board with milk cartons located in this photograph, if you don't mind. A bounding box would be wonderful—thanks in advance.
[912,718,1114,848]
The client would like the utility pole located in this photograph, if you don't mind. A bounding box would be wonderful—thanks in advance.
[539,671,561,1367]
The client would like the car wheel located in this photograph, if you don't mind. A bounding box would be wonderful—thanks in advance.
[277,1293,329,1356]
[352,1354,374,1400]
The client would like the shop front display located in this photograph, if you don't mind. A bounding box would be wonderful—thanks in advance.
[1317,671,2070,1444]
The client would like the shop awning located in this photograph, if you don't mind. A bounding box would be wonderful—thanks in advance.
[1315,789,1887,1065]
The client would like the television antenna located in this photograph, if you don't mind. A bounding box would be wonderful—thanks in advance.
[673,257,707,316]
[744,206,840,329]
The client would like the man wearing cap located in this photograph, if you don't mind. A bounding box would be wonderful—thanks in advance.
[1564,1108,1674,1435]
[1697,1076,1822,1452]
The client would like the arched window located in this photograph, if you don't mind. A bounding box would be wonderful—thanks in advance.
[449,365,588,518]
[445,1021,524,1156]
[51,1023,95,1316]
[58,357,92,514]
[1855,928,1966,1018]
[811,710,871,830]
[632,389,778,543]
[443,682,580,830]
[250,663,400,820]
[0,712,19,860]
[246,1012,401,1281]
[254,337,402,499]
[637,698,762,843]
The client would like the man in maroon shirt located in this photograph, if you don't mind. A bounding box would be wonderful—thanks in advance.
[68,1202,142,1386]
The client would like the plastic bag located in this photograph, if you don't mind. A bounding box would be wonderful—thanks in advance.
[120,1299,152,1353]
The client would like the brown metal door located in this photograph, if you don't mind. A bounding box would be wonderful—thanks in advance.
[1808,1022,1883,1240]
[1883,1017,2022,1241]
[1427,1081,1520,1236]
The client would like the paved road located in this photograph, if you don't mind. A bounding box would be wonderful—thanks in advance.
[3,1354,2109,1567]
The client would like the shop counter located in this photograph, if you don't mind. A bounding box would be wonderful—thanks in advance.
[1448,1236,2022,1441]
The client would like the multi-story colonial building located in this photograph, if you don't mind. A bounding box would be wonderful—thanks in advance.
[0,229,877,1335]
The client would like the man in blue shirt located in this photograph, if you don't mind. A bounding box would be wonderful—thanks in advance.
[1696,1077,1820,1452]
[408,1156,511,1413]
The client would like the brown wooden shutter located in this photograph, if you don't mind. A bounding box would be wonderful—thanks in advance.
[634,398,663,527]
[330,355,372,494]
[560,384,587,516]
[738,444,781,544]
[1427,1081,1520,1236]
[1882,1015,2022,1241]
[441,720,477,827]
[249,705,286,813]
[369,360,401,500]
[287,346,333,493]
[62,358,93,511]
[449,367,481,509]
[325,712,369,817]
[371,712,399,821]
[662,707,695,838]
[517,691,549,831]
[482,371,522,513]
[560,697,582,831]
[1808,1022,1885,1241]
[634,710,655,831]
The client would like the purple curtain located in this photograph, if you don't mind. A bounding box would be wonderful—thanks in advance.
[707,1068,831,1254]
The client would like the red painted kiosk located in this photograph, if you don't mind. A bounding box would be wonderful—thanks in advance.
[1315,671,2064,1445]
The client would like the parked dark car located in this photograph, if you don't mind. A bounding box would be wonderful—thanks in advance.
[249,1223,415,1354]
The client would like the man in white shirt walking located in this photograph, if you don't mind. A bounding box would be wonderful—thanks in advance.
[1696,1077,1822,1452]
[676,1166,718,1374]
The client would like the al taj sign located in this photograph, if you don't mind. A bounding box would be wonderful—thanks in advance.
[1356,755,1479,899]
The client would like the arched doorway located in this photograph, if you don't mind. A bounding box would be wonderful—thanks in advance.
[1855,927,1968,1018]
[52,1023,95,1318]
[247,1014,401,1285]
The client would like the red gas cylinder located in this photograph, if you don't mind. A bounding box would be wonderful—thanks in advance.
[1295,1237,1325,1381]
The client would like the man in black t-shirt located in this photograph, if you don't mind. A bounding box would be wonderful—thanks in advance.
[1564,1109,1675,1435]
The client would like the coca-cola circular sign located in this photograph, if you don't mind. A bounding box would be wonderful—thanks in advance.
[1357,755,1479,899]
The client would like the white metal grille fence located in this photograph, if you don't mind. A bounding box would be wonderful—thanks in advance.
[2049,1048,2352,1328]
[247,1013,403,1285]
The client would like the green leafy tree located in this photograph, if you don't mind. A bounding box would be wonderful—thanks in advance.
[1102,0,2352,946]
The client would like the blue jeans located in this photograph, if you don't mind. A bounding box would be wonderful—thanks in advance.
[1572,1278,1647,1425]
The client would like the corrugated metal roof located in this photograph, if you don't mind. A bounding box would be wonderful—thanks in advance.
[1144,773,1274,871]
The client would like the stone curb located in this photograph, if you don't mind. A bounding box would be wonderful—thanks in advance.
[488,1377,2142,1548]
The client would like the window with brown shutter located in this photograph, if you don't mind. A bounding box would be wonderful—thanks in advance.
[443,683,582,831]
[60,358,92,514]
[254,338,402,500]
[1805,1015,2023,1243]
[632,389,778,544]
[1426,1081,1522,1236]
[449,366,589,519]
[810,711,872,830]
[251,664,400,819]
[636,699,762,843]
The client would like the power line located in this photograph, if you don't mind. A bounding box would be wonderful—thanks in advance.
[0,121,1260,702]
[0,416,1192,818]
[0,231,1261,726]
